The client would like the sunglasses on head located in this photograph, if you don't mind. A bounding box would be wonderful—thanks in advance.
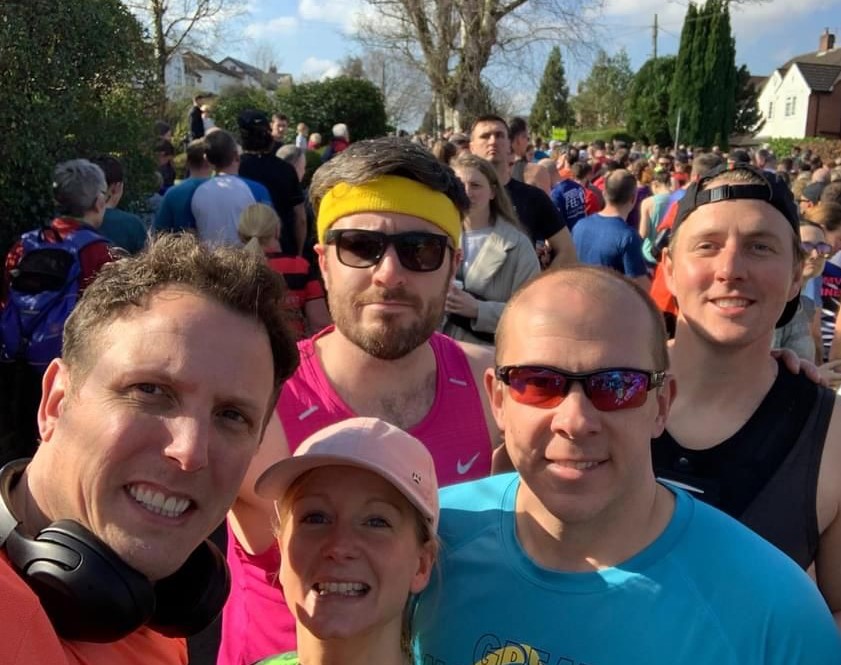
[495,365,666,412]
[801,241,832,258]
[324,229,451,272]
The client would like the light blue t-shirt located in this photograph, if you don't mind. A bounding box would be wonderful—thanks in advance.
[414,473,840,665]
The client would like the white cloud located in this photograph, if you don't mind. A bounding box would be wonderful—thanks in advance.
[244,16,299,39]
[298,0,366,33]
[300,56,343,80]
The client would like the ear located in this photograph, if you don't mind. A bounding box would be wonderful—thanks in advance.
[409,539,437,594]
[662,246,676,297]
[451,247,463,273]
[484,367,506,434]
[650,374,677,439]
[38,359,70,443]
[315,244,330,290]
[788,263,802,301]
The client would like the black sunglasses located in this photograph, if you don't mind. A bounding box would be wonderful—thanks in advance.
[495,365,666,412]
[801,241,832,258]
[324,229,451,272]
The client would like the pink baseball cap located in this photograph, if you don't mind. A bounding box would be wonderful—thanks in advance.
[255,417,439,532]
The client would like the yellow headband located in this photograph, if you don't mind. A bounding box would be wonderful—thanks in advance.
[317,175,461,247]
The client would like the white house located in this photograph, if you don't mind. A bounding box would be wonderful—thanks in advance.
[757,30,841,140]
[165,52,293,100]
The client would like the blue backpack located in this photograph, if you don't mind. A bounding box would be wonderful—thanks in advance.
[1,225,107,369]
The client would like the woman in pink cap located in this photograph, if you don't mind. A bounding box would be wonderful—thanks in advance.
[251,417,439,665]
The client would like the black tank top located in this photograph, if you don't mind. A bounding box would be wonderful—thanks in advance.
[652,362,833,569]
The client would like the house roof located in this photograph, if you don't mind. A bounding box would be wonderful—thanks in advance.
[220,57,265,80]
[796,62,841,92]
[748,75,766,91]
[777,46,841,92]
[183,51,244,80]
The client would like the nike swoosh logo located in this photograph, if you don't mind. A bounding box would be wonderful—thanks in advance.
[457,452,481,475]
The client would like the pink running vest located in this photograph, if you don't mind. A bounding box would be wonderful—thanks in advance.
[219,327,492,665]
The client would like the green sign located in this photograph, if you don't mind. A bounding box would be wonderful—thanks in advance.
[551,128,568,141]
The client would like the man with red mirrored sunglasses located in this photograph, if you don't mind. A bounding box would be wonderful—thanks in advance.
[220,137,501,665]
[413,265,840,663]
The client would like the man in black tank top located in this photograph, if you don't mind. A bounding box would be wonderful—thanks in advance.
[655,163,841,628]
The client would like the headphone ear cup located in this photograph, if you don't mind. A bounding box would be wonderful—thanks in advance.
[13,519,155,642]
[151,539,230,637]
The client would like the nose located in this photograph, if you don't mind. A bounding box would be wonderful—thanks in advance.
[548,383,602,440]
[163,415,210,472]
[713,243,747,282]
[371,242,407,288]
[320,522,360,561]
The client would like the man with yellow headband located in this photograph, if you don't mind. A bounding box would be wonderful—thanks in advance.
[220,137,501,665]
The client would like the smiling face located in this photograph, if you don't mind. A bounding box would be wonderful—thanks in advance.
[279,466,434,642]
[31,288,275,580]
[316,212,458,359]
[486,275,672,529]
[664,195,801,350]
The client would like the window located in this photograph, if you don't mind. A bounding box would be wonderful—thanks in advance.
[768,101,774,119]
[784,96,797,117]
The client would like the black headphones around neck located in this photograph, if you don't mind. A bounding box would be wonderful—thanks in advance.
[0,459,230,642]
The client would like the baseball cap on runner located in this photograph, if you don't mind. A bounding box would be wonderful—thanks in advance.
[255,417,440,532]
[672,163,801,328]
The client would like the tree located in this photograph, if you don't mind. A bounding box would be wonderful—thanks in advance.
[341,50,431,130]
[125,0,247,93]
[211,86,277,135]
[0,0,158,255]
[669,0,738,148]
[356,0,600,130]
[626,56,676,146]
[529,46,573,139]
[277,77,389,141]
[572,48,634,129]
[733,64,764,135]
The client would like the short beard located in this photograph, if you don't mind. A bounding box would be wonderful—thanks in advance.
[330,284,448,361]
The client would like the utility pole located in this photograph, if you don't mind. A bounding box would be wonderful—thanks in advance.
[652,13,658,60]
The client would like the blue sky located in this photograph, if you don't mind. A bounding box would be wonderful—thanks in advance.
[217,0,841,120]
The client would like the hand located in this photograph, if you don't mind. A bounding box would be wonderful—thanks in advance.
[445,284,479,318]
[771,348,825,386]
[819,359,841,390]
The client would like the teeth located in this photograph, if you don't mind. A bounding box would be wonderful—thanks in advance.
[128,485,191,518]
[314,582,369,596]
[714,298,750,308]
[557,461,600,470]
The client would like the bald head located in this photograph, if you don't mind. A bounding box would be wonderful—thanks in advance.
[496,267,668,371]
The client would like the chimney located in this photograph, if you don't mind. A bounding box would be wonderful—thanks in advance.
[819,28,835,52]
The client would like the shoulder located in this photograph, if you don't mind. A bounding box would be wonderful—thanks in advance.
[453,338,494,376]
[438,473,517,546]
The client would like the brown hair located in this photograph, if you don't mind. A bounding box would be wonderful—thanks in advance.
[805,201,841,233]
[451,153,522,232]
[63,233,299,396]
[309,137,469,220]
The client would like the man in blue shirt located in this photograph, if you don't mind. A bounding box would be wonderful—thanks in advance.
[153,139,212,233]
[572,169,649,288]
[413,266,841,664]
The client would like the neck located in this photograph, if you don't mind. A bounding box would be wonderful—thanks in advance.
[494,161,511,186]
[669,319,779,399]
[600,203,627,220]
[463,209,491,231]
[514,476,673,571]
[295,622,406,665]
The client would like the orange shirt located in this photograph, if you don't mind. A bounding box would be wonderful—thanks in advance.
[0,551,187,665]
[649,200,680,316]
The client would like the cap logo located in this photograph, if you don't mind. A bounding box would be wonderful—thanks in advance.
[412,472,421,484]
